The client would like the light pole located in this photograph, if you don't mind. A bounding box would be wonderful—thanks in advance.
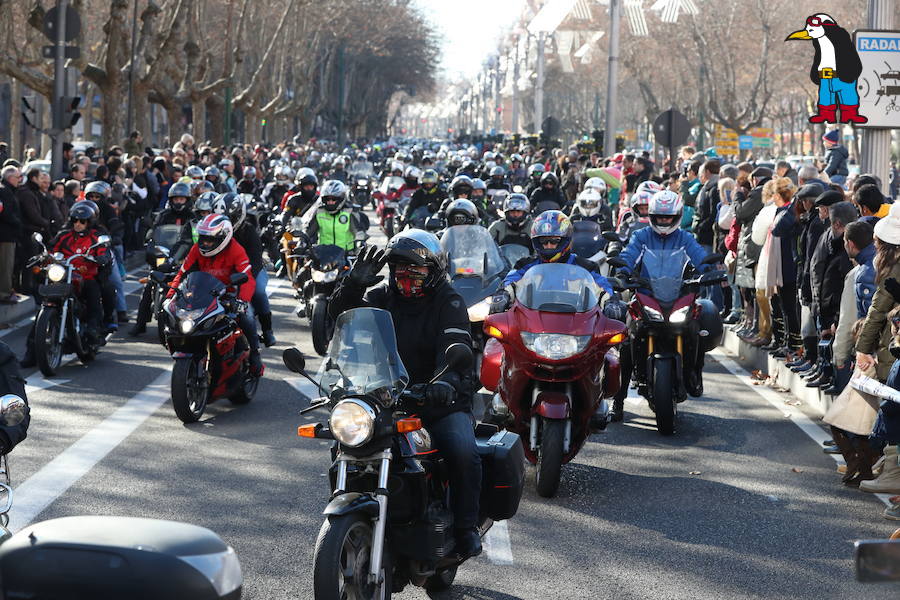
[603,0,621,157]
[534,31,545,134]
[859,0,894,192]
[125,0,139,138]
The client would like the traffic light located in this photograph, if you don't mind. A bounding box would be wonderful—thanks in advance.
[615,136,625,153]
[61,96,81,128]
[592,129,604,153]
[21,95,38,129]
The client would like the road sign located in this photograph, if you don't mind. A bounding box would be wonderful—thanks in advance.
[738,135,753,150]
[652,109,691,148]
[42,4,81,43]
[42,45,80,59]
[853,29,900,129]
[751,127,773,148]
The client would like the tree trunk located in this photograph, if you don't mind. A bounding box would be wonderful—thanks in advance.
[207,96,224,147]
[166,105,181,148]
[10,78,22,161]
[191,98,206,145]
[81,80,94,144]
[132,89,150,151]
[101,81,124,150]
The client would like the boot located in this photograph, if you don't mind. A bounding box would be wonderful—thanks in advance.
[847,439,882,487]
[861,445,900,494]
[258,312,276,347]
[809,104,837,124]
[249,350,264,377]
[610,398,624,422]
[454,527,482,559]
[839,104,868,124]
[128,322,147,337]
[831,427,862,485]
[763,315,784,351]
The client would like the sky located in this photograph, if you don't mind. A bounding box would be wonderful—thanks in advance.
[416,0,527,81]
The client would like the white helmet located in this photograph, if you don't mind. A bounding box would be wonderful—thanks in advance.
[576,189,603,217]
[196,214,234,257]
[647,190,683,236]
[584,177,608,195]
[634,180,662,196]
[404,166,421,182]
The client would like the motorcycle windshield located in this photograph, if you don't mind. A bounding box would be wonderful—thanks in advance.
[517,263,599,313]
[311,245,346,271]
[317,307,409,397]
[571,221,605,259]
[176,271,224,310]
[639,248,690,304]
[379,177,404,195]
[350,162,374,177]
[441,225,505,278]
[153,225,182,252]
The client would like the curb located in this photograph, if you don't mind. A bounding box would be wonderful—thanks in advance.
[722,329,834,417]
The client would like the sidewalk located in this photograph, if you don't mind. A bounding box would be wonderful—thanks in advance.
[721,329,834,417]
[0,295,35,331]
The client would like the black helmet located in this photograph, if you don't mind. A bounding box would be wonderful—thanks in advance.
[69,200,97,230]
[540,171,559,189]
[216,192,246,229]
[503,193,530,228]
[449,175,473,198]
[446,199,479,226]
[298,172,318,200]
[385,229,448,297]
[167,181,192,213]
[194,192,217,217]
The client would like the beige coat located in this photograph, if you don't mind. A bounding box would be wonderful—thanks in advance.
[857,261,900,382]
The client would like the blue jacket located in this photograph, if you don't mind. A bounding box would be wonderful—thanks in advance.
[503,253,614,297]
[617,227,711,277]
[771,202,800,284]
[824,145,849,177]
[854,242,876,318]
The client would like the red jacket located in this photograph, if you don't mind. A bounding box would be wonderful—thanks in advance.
[51,228,108,280]
[169,240,255,301]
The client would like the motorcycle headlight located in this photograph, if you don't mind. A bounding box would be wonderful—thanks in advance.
[180,319,195,334]
[467,299,491,322]
[176,308,205,321]
[357,179,368,186]
[312,268,339,283]
[521,332,591,360]
[156,257,167,266]
[47,264,67,282]
[644,306,664,322]
[669,306,691,324]
[329,399,376,447]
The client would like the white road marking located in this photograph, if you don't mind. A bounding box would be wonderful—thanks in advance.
[285,376,324,402]
[266,276,292,298]
[8,370,171,532]
[710,349,894,508]
[484,520,514,565]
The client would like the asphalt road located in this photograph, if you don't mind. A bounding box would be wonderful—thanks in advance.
[2,213,896,599]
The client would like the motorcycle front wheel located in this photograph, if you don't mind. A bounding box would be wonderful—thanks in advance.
[35,307,63,376]
[311,298,331,357]
[384,215,395,239]
[536,418,565,498]
[313,513,391,600]
[171,357,210,423]
[652,359,677,435]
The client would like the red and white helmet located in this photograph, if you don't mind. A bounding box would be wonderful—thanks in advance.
[648,190,683,236]
[634,180,662,196]
[630,189,654,223]
[196,214,233,257]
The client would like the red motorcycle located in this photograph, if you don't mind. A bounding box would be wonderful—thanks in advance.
[374,176,404,239]
[480,262,626,497]
[155,270,260,423]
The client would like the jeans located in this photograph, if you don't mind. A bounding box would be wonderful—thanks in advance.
[818,77,859,106]
[0,241,15,296]
[237,311,259,353]
[700,245,724,311]
[109,247,127,312]
[251,269,271,317]
[428,410,482,529]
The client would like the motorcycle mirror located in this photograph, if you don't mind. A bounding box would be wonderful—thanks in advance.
[606,256,627,269]
[445,343,474,372]
[96,235,111,246]
[0,394,27,427]
[855,539,900,582]
[230,272,249,286]
[149,270,168,285]
[31,232,43,245]
[601,231,620,243]
[282,347,307,374]
[701,253,724,265]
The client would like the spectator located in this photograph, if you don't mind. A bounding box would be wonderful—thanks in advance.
[679,160,703,208]
[776,160,798,186]
[123,131,143,157]
[17,168,51,243]
[749,179,779,346]
[798,164,828,189]
[694,159,722,309]
[854,183,888,223]
[770,177,801,357]
[734,167,769,340]
[37,171,63,235]
[61,142,74,175]
[0,166,23,303]
[70,162,86,182]
[822,129,849,186]
[48,179,68,231]
[63,179,81,208]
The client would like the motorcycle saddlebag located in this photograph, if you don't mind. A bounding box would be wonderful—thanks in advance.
[480,337,503,392]
[695,298,723,352]
[476,428,525,521]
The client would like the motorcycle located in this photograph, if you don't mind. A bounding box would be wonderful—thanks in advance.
[350,162,375,206]
[141,224,183,346]
[0,394,27,541]
[375,176,404,239]
[606,249,726,435]
[481,262,627,497]
[280,217,309,289]
[155,270,260,423]
[28,232,111,376]
[571,220,609,276]
[283,307,524,599]
[298,244,352,356]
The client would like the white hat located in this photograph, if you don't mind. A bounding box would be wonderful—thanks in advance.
[874,202,900,245]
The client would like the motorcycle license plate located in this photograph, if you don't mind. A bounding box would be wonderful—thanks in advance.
[38,283,72,297]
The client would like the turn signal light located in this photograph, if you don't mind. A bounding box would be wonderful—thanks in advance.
[486,325,503,339]
[608,332,626,345]
[297,424,317,438]
[395,417,422,433]
[139,277,149,284]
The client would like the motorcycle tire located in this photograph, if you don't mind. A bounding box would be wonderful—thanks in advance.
[424,566,458,592]
[536,418,565,498]
[384,216,395,240]
[311,298,331,357]
[171,357,210,423]
[156,319,166,347]
[652,359,677,436]
[35,307,64,377]
[230,365,258,406]
[313,513,392,600]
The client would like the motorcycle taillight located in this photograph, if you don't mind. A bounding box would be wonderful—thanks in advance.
[628,300,641,320]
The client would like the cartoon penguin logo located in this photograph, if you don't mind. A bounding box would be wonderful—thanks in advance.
[786,13,866,124]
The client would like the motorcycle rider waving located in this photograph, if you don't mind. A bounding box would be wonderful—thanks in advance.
[328,230,483,559]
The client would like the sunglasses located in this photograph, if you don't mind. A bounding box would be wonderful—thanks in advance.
[806,16,834,27]
[74,218,89,224]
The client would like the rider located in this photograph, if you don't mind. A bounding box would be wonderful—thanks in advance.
[401,168,446,226]
[488,193,533,250]
[525,163,546,196]
[569,188,613,231]
[281,171,319,225]
[167,214,263,376]
[529,172,566,216]
[445,199,481,227]
[486,166,510,194]
[304,180,361,251]
[328,230,483,558]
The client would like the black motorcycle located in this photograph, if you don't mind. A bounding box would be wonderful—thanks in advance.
[283,307,524,599]
[28,232,110,376]
[142,224,183,345]
[298,244,352,356]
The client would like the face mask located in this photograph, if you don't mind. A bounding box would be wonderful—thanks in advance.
[392,264,428,298]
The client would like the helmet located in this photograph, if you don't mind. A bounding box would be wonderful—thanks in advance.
[194,192,217,217]
[484,151,495,162]
[204,166,221,180]
[320,179,347,214]
[530,210,573,262]
[219,158,233,169]
[584,177,608,195]
[576,189,603,217]
[528,163,546,179]
[167,181,192,213]
[449,175,473,198]
[404,166,421,185]
[510,153,523,163]
[470,178,487,195]
[490,166,504,178]
[634,180,662,196]
[83,180,110,200]
[461,160,477,173]
[217,192,246,229]
[243,166,256,179]
[198,180,216,194]
[196,214,233,257]
[297,171,319,198]
[503,193,530,228]
[446,199,479,226]
[390,161,404,175]
[385,229,448,298]
[69,200,97,230]
[333,157,345,169]
[540,172,559,189]
[630,189,654,222]
[648,190,683,236]
[421,169,439,187]
[186,165,204,180]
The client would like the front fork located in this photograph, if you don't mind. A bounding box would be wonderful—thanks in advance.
[58,298,70,345]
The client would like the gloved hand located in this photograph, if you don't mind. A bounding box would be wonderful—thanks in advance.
[489,290,511,314]
[885,278,900,303]
[348,245,387,289]
[426,381,456,406]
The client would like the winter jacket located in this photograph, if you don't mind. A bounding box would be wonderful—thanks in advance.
[529,187,565,215]
[50,227,110,280]
[488,217,532,249]
[233,223,265,277]
[734,182,765,270]
[617,227,711,280]
[402,187,447,224]
[680,177,700,207]
[169,240,255,302]
[96,199,125,246]
[854,242,877,318]
[305,209,360,251]
[832,266,859,368]
[857,260,900,382]
[692,176,720,246]
[16,181,50,237]
[771,203,801,285]
[819,235,853,331]
[0,180,23,244]
[798,213,827,305]
[0,340,29,453]
[824,145,849,178]
[809,227,833,311]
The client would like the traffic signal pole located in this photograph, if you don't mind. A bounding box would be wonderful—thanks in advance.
[50,0,68,180]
